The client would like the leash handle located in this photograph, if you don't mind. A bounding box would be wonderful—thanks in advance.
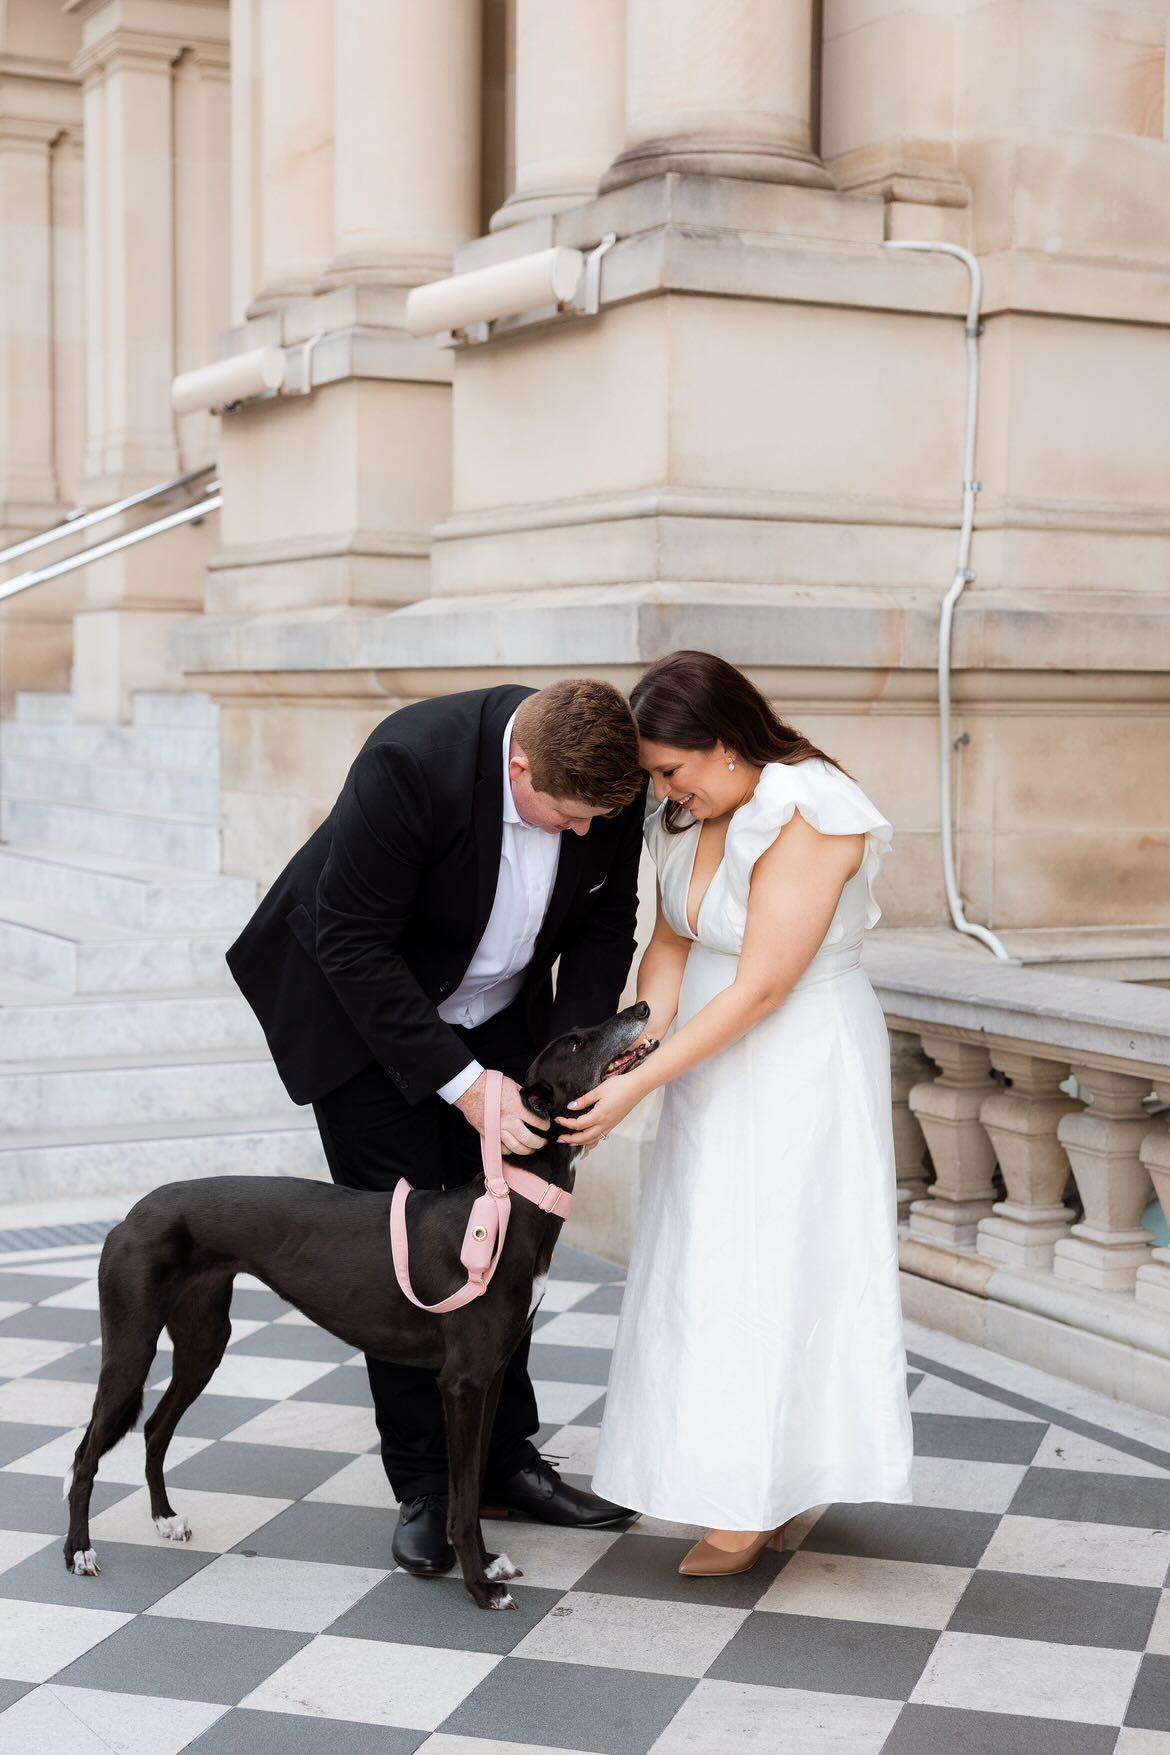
[481,1067,506,1193]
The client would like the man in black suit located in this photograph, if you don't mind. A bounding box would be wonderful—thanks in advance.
[225,678,646,1573]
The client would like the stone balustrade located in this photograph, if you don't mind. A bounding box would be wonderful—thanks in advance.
[867,948,1170,1415]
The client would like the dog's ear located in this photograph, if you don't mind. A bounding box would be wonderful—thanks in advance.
[519,1081,555,1120]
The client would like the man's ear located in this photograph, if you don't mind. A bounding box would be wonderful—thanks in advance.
[519,1081,555,1120]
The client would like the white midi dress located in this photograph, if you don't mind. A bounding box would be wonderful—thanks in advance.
[591,758,915,1530]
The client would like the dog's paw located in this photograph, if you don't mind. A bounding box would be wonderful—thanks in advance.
[487,1587,517,1610]
[70,1548,100,1576]
[485,1551,522,1582]
[154,1513,191,1542]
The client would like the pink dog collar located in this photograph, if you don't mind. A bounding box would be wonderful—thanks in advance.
[389,1069,572,1314]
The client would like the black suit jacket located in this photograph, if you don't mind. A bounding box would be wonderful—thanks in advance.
[225,684,646,1106]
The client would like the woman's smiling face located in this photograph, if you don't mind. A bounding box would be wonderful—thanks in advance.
[638,738,745,821]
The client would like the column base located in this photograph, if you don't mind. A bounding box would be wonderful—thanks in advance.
[600,137,833,195]
[976,1201,1077,1271]
[908,1192,997,1249]
[1134,1247,1170,1314]
[489,183,600,233]
[1051,1224,1153,1293]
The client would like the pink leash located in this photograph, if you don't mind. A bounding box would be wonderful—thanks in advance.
[389,1068,573,1315]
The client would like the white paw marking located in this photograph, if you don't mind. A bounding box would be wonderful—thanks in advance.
[154,1514,191,1542]
[489,1589,517,1610]
[486,1551,519,1581]
[62,1460,74,1501]
[527,1272,548,1317]
[71,1548,100,1576]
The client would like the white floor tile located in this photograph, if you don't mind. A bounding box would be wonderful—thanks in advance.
[909,1454,1028,1513]
[241,1633,500,1729]
[909,1376,1044,1423]
[88,1485,289,1554]
[0,1530,56,1575]
[909,1629,1140,1725]
[532,1380,604,1426]
[153,1353,336,1400]
[539,1424,599,1475]
[221,1398,379,1453]
[1116,1731,1170,1753]
[305,1454,397,1509]
[756,1551,971,1628]
[420,1738,594,1755]
[0,1377,97,1426]
[5,1426,210,1485]
[0,1683,226,1754]
[0,1338,87,1381]
[513,1589,745,1678]
[478,1521,621,1591]
[0,1304,29,1322]
[1032,1424,1170,1479]
[37,1281,102,1310]
[983,1513,1170,1588]
[533,1312,619,1350]
[146,1552,388,1632]
[536,1280,597,1314]
[651,1679,902,1753]
[0,1596,132,1684]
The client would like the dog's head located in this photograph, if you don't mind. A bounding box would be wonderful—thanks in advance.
[519,1001,658,1136]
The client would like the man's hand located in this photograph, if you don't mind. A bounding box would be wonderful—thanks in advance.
[454,1070,549,1157]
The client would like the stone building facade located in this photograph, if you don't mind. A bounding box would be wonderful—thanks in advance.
[3,0,1170,1404]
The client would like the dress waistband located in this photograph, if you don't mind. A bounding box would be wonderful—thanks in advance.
[790,944,864,990]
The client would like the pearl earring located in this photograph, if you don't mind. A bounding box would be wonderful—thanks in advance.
[727,758,736,771]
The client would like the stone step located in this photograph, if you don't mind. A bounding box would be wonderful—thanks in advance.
[0,720,219,772]
[130,690,219,729]
[0,898,235,993]
[2,753,220,819]
[0,1050,293,1133]
[1,797,222,874]
[0,1114,327,1204]
[0,844,254,931]
[0,987,265,1061]
[14,692,74,723]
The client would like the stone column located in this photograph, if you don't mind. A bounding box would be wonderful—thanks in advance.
[490,0,625,231]
[907,1034,1000,1248]
[601,0,830,194]
[976,1052,1079,1271]
[70,3,229,720]
[0,119,61,528]
[1054,1068,1155,1292]
[890,1029,933,1218]
[323,0,479,288]
[1135,1083,1170,1314]
[251,0,334,309]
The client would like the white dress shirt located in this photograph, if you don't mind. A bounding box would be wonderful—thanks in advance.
[434,708,561,1103]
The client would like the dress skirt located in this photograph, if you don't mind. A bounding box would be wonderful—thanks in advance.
[591,941,916,1530]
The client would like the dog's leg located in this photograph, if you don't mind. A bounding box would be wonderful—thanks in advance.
[440,1370,513,1610]
[63,1238,169,1576]
[478,1358,521,1584]
[141,1268,234,1541]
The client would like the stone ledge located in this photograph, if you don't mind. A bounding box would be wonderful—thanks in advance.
[170,585,1170,699]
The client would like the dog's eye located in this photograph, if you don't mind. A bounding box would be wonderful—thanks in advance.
[569,1038,582,1052]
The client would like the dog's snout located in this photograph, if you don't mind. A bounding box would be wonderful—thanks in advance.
[633,1001,649,1021]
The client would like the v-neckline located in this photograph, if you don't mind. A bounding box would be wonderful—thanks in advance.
[683,819,727,939]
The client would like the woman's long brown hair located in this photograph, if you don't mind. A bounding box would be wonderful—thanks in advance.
[629,650,851,833]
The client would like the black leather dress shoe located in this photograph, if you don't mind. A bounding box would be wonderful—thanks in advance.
[392,1493,455,1575]
[481,1456,637,1528]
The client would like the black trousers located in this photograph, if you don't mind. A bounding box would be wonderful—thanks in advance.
[310,995,542,1501]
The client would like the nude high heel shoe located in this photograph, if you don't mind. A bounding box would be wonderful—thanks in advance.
[677,1520,790,1577]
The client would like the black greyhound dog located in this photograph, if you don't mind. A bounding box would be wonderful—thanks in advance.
[63,1001,657,1610]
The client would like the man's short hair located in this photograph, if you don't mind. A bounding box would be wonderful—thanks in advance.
[514,680,642,813]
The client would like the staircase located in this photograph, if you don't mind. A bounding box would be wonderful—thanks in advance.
[0,690,327,1204]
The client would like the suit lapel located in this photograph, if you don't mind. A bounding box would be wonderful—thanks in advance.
[467,685,534,956]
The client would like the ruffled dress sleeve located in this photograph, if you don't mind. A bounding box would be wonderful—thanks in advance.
[723,758,893,931]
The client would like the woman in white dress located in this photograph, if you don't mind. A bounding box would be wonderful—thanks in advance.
[557,651,915,1577]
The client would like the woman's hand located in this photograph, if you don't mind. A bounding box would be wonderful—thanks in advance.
[555,1073,646,1151]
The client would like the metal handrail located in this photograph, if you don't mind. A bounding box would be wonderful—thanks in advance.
[0,463,217,571]
[0,486,221,606]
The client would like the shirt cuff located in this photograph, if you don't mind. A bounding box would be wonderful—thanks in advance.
[435,1059,485,1106]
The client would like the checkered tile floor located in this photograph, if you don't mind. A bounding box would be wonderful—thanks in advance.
[0,1215,1169,1754]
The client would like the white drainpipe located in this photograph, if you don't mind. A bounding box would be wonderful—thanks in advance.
[882,239,1012,961]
